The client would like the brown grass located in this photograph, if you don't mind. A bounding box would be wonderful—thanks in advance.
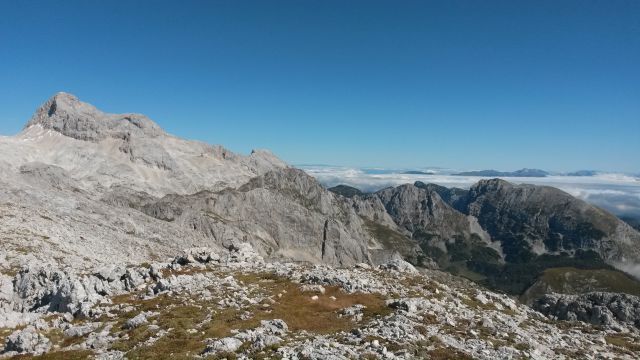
[237,272,391,333]
[108,270,391,359]
[606,335,640,352]
[13,350,94,360]
[427,347,474,359]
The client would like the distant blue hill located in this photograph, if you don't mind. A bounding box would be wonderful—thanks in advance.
[566,170,599,176]
[401,170,435,175]
[454,168,549,177]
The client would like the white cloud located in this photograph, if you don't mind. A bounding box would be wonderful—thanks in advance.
[300,165,640,218]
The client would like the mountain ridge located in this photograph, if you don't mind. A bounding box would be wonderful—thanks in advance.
[454,168,549,177]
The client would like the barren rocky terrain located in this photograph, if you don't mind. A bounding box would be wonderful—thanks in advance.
[1,93,640,359]
[2,245,640,359]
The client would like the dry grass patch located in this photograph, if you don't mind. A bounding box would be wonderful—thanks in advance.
[0,327,15,344]
[243,273,391,334]
[606,334,640,352]
[159,266,210,278]
[13,350,94,360]
[107,270,391,359]
[427,347,473,359]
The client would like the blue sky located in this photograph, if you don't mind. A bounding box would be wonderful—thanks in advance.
[1,0,639,172]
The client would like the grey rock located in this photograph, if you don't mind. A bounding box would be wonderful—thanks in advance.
[533,292,640,328]
[463,179,640,270]
[4,326,51,355]
[63,322,101,337]
[25,92,164,142]
[123,313,150,329]
[386,298,430,315]
[204,337,244,354]
[378,259,418,274]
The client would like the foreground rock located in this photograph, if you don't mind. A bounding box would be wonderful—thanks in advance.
[533,292,640,329]
[0,245,638,359]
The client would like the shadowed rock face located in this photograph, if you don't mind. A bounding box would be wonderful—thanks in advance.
[412,181,469,212]
[462,179,640,266]
[341,183,497,271]
[328,185,366,198]
[119,168,375,266]
[375,184,475,246]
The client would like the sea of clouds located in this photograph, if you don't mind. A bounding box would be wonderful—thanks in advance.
[299,165,640,220]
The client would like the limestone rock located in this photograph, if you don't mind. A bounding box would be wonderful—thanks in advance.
[533,292,640,328]
[4,326,51,355]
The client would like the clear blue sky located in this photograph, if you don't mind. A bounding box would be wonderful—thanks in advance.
[1,1,638,172]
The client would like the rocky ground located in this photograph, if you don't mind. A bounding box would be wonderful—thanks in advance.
[1,243,639,359]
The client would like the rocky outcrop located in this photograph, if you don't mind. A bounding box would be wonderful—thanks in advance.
[203,319,289,355]
[4,326,51,355]
[24,92,165,142]
[412,181,469,212]
[375,184,476,247]
[345,183,498,269]
[10,264,150,318]
[533,292,640,328]
[131,168,375,266]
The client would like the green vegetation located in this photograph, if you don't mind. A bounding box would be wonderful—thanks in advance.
[414,230,631,297]
[363,219,428,266]
[419,234,501,282]
[521,267,640,303]
[470,250,614,295]
[328,185,365,198]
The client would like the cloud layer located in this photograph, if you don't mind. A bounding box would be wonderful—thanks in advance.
[300,166,640,219]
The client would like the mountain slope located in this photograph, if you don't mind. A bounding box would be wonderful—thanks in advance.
[1,92,285,197]
[0,93,380,270]
[463,179,640,272]
[333,178,640,295]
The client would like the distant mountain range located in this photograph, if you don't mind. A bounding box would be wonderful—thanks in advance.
[454,168,550,177]
[566,170,600,176]
[400,170,435,175]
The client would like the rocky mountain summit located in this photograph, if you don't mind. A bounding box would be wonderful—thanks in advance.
[0,93,389,271]
[1,93,640,359]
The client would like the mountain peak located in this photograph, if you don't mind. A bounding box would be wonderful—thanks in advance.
[24,92,164,142]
